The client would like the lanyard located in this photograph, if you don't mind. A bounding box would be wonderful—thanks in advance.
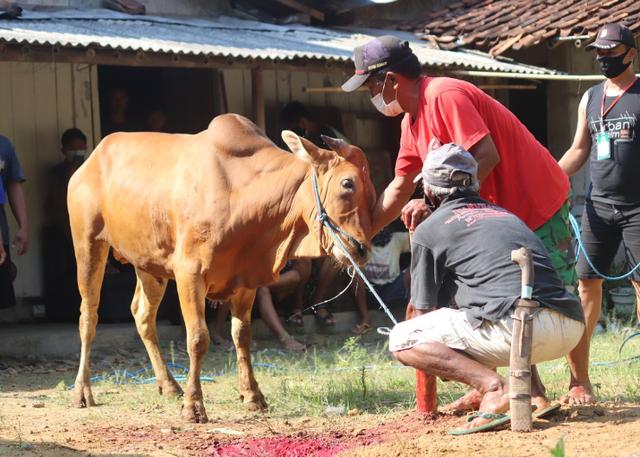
[600,77,638,129]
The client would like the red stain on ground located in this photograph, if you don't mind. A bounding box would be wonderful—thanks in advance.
[207,435,349,457]
[207,413,443,457]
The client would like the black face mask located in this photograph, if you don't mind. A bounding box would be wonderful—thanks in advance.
[597,49,632,79]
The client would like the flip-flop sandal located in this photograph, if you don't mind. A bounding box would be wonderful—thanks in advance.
[533,402,562,419]
[449,412,511,435]
[314,309,336,326]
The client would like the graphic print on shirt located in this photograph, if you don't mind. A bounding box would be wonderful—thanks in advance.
[445,203,511,227]
[589,111,637,141]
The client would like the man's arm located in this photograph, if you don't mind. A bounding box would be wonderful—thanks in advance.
[371,171,419,236]
[559,91,591,176]
[467,134,500,183]
[7,181,28,255]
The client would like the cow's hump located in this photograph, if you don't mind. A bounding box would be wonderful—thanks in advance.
[207,114,275,158]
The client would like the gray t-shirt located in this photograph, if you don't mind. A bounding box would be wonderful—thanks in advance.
[411,193,584,328]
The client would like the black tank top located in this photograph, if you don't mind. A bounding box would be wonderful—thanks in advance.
[586,78,640,205]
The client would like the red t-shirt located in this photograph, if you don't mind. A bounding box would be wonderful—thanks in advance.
[396,77,569,230]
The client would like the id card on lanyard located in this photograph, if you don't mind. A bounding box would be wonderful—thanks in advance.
[599,77,638,160]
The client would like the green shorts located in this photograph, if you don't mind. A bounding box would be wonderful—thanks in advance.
[534,201,578,292]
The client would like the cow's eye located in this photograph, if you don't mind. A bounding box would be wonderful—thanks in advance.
[341,178,354,190]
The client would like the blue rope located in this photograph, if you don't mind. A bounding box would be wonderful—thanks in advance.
[569,212,640,281]
[592,332,640,367]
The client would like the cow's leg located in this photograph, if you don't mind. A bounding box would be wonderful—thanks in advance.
[72,240,109,408]
[175,271,209,423]
[132,268,182,397]
[229,288,267,411]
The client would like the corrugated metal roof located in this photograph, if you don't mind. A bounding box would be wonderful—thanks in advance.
[0,8,560,74]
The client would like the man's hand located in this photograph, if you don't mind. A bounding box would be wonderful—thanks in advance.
[405,302,432,320]
[0,244,5,265]
[13,226,28,255]
[401,198,430,232]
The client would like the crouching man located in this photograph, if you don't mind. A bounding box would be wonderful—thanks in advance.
[390,144,585,434]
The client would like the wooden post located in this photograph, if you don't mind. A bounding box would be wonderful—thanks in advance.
[251,67,265,132]
[509,247,538,432]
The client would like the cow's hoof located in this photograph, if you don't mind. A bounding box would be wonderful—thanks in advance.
[72,384,96,408]
[242,394,268,412]
[181,401,208,423]
[158,379,183,397]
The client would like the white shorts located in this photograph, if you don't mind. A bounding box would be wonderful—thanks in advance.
[388,307,584,368]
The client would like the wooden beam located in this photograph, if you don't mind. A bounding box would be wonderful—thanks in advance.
[272,0,325,21]
[251,68,265,132]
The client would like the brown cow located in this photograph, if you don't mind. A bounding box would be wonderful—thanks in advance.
[67,114,375,423]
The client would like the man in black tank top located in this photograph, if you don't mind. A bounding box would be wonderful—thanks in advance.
[559,23,640,406]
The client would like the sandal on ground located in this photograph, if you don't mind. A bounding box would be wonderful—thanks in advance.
[288,311,305,327]
[533,402,562,419]
[449,412,510,435]
[314,308,336,326]
[352,323,371,335]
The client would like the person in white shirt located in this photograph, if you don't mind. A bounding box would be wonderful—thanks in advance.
[351,226,410,334]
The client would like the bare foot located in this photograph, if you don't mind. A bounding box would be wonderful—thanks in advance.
[561,384,595,405]
[532,395,550,412]
[442,389,482,413]
[462,384,510,430]
[281,335,306,351]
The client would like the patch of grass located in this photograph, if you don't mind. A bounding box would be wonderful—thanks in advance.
[550,436,565,457]
[72,329,640,419]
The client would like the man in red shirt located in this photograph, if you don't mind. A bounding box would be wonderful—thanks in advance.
[342,36,576,411]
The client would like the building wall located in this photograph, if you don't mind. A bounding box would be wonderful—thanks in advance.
[0,61,100,320]
[547,42,600,208]
[0,61,393,321]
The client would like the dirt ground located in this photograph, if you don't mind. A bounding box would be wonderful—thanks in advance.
[1,357,640,456]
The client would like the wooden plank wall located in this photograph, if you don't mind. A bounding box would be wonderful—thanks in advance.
[547,44,595,208]
[221,68,374,141]
[0,62,99,303]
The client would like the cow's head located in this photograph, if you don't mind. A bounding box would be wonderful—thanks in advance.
[282,130,376,265]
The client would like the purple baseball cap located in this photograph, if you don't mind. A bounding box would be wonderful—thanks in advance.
[586,23,636,50]
[341,36,414,93]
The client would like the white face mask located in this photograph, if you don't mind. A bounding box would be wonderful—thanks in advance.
[65,149,86,161]
[370,76,403,117]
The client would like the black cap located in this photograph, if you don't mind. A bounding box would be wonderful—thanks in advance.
[341,36,413,93]
[586,23,636,50]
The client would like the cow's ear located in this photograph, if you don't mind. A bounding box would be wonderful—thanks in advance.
[281,130,329,164]
[281,130,308,160]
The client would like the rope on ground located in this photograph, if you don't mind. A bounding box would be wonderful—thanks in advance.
[66,360,412,388]
[569,212,640,280]
[591,331,640,367]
